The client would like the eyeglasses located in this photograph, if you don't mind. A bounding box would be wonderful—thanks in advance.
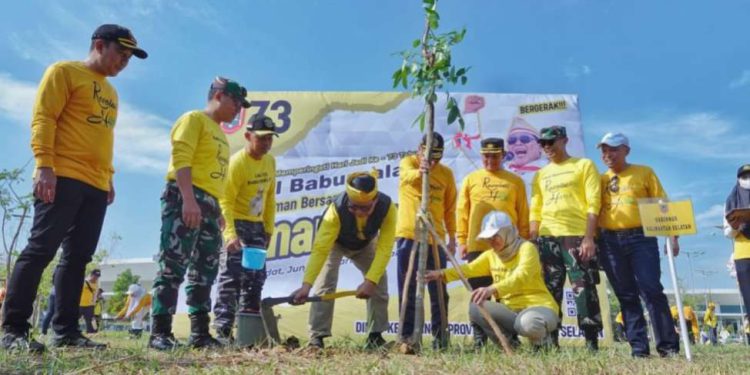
[508,134,537,145]
[608,175,620,193]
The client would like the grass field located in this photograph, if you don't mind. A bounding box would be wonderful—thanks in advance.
[1,331,749,374]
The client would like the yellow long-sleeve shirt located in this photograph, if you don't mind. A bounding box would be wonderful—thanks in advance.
[166,111,230,200]
[220,150,276,242]
[30,61,118,191]
[599,165,667,230]
[457,168,529,252]
[734,233,750,260]
[703,309,718,328]
[671,305,700,341]
[116,294,152,319]
[530,157,601,236]
[396,155,457,242]
[443,242,558,313]
[303,202,397,285]
[79,280,99,307]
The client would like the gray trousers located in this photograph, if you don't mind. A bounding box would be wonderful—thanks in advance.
[469,301,558,345]
[309,241,389,339]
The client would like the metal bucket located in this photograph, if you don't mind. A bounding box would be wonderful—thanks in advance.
[236,312,269,347]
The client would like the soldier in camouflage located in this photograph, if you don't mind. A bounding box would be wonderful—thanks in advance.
[529,126,603,352]
[149,77,250,351]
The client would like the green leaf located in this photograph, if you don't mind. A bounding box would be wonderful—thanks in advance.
[461,76,467,85]
[412,39,421,48]
[458,115,466,130]
[447,105,458,125]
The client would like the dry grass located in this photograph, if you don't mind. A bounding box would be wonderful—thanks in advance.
[1,331,748,374]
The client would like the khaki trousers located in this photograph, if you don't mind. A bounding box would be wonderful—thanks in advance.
[309,241,389,339]
[469,301,558,345]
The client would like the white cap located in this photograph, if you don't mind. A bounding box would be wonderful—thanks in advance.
[126,284,141,295]
[476,211,513,240]
[597,132,629,148]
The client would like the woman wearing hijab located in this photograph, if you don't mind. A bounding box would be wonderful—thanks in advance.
[425,211,559,348]
[725,164,750,328]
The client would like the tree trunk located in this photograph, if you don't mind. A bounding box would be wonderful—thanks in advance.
[411,99,435,346]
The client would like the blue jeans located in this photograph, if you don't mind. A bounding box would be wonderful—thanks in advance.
[396,238,448,341]
[598,228,679,356]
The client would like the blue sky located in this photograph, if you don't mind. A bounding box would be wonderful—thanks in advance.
[1,0,749,290]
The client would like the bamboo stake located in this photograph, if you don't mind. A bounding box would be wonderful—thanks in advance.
[398,238,419,340]
[429,240,449,348]
[420,215,513,355]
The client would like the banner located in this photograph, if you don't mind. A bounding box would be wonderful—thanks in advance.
[204,92,608,342]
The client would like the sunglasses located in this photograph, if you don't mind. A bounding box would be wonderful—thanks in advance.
[538,139,556,147]
[508,134,537,145]
[608,175,620,193]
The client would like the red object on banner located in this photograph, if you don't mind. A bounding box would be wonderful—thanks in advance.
[463,95,485,114]
[453,131,481,149]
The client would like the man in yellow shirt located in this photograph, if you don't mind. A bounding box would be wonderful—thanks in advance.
[396,133,457,349]
[78,269,101,334]
[2,24,147,353]
[291,172,396,350]
[213,114,278,342]
[116,284,152,338]
[703,302,718,345]
[597,132,680,358]
[529,126,602,352]
[150,77,249,351]
[456,137,529,348]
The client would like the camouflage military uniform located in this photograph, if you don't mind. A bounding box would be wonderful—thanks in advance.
[152,183,222,316]
[537,236,602,336]
[212,220,268,334]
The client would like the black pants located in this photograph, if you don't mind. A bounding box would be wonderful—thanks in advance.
[40,293,55,334]
[736,258,750,323]
[1,177,107,335]
[79,306,96,333]
[465,251,493,341]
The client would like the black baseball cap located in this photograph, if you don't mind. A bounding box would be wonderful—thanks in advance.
[210,77,250,108]
[480,138,504,154]
[91,24,147,59]
[421,132,445,159]
[90,269,101,277]
[247,114,278,137]
[738,164,750,178]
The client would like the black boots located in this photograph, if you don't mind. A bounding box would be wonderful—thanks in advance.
[584,329,599,353]
[187,313,223,349]
[149,314,179,351]
[364,332,386,350]
[472,323,487,350]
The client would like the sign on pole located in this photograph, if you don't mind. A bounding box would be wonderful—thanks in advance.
[638,198,697,361]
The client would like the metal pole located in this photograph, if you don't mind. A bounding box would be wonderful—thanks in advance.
[666,237,692,361]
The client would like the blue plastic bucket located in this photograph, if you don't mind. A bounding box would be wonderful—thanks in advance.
[241,247,267,270]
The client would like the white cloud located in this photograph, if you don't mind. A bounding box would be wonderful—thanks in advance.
[8,31,81,67]
[564,62,591,80]
[0,72,170,174]
[729,70,750,89]
[695,204,725,230]
[591,112,750,160]
[0,73,37,123]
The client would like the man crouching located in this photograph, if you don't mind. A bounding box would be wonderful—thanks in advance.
[291,171,396,349]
